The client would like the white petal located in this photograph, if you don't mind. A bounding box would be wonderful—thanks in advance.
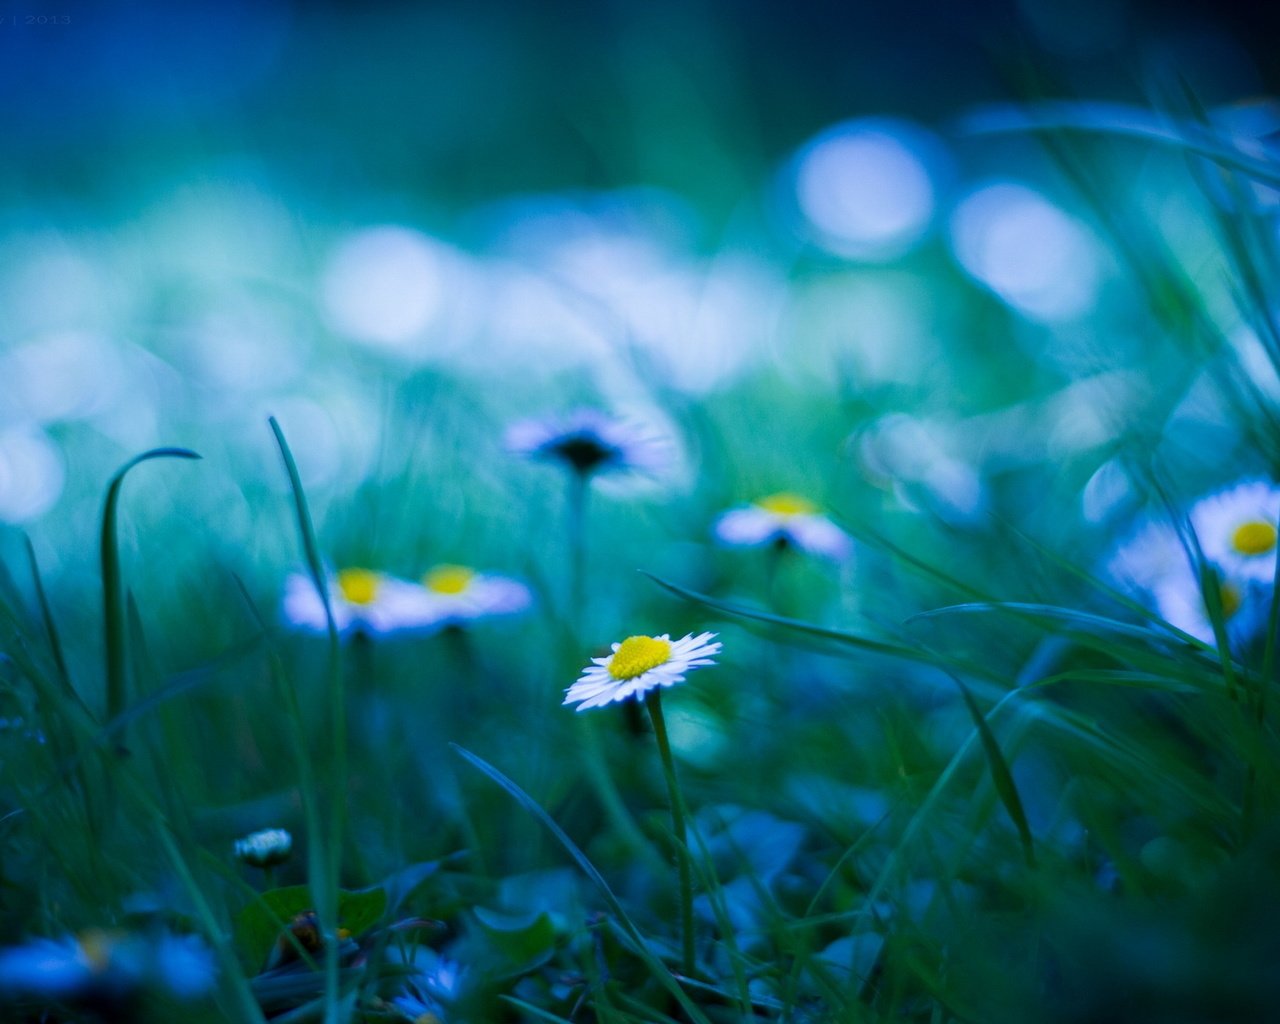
[714,507,782,546]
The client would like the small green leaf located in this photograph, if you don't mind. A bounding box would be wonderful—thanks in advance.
[473,906,557,967]
[235,885,387,971]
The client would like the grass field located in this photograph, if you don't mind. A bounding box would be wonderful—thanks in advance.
[3,8,1280,1022]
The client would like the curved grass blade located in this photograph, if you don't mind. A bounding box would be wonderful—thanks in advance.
[100,447,201,747]
[452,744,713,1024]
[958,101,1280,187]
[908,601,1195,646]
[268,416,335,636]
[642,572,941,665]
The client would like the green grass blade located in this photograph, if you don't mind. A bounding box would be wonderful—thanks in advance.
[267,416,345,1024]
[451,744,713,1024]
[951,675,1036,868]
[23,533,86,715]
[100,446,201,740]
[268,416,335,634]
[958,101,1280,187]
[642,572,942,665]
[908,601,1189,646]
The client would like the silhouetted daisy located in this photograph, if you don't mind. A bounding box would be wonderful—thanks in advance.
[505,408,668,477]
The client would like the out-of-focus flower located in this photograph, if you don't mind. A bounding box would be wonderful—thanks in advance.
[392,953,465,1022]
[949,181,1101,322]
[281,568,426,636]
[0,929,216,1005]
[1106,510,1268,648]
[403,564,532,630]
[234,828,293,868]
[1152,570,1265,647]
[505,408,669,477]
[713,493,852,561]
[791,117,944,261]
[564,632,720,711]
[1189,480,1280,584]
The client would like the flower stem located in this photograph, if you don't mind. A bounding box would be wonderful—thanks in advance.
[644,688,695,976]
[567,470,588,619]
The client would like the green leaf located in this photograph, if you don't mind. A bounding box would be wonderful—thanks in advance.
[473,906,557,968]
[235,885,387,971]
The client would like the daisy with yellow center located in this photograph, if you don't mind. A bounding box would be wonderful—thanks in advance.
[564,632,720,711]
[1153,571,1263,648]
[713,491,852,561]
[1190,479,1280,583]
[564,630,720,974]
[281,567,427,636]
[396,563,532,631]
[1107,515,1265,650]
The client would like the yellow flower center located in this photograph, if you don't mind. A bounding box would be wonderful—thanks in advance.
[77,930,119,973]
[336,568,381,605]
[1220,582,1242,620]
[1231,520,1277,557]
[756,492,816,517]
[608,635,672,680]
[424,564,475,594]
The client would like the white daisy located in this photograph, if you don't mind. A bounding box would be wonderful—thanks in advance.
[233,828,292,868]
[281,567,426,636]
[1152,568,1266,647]
[504,407,669,477]
[392,952,464,1022]
[1189,480,1280,583]
[0,930,216,1003]
[400,564,532,630]
[713,492,852,562]
[564,632,721,711]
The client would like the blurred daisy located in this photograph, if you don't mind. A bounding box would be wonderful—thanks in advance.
[393,953,464,1022]
[564,632,720,711]
[234,828,292,868]
[1105,516,1268,649]
[714,492,852,561]
[0,929,215,1004]
[404,564,532,630]
[1152,569,1265,647]
[505,407,668,477]
[1189,480,1280,583]
[281,568,425,636]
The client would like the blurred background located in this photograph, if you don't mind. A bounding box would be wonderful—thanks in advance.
[1,0,1277,566]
